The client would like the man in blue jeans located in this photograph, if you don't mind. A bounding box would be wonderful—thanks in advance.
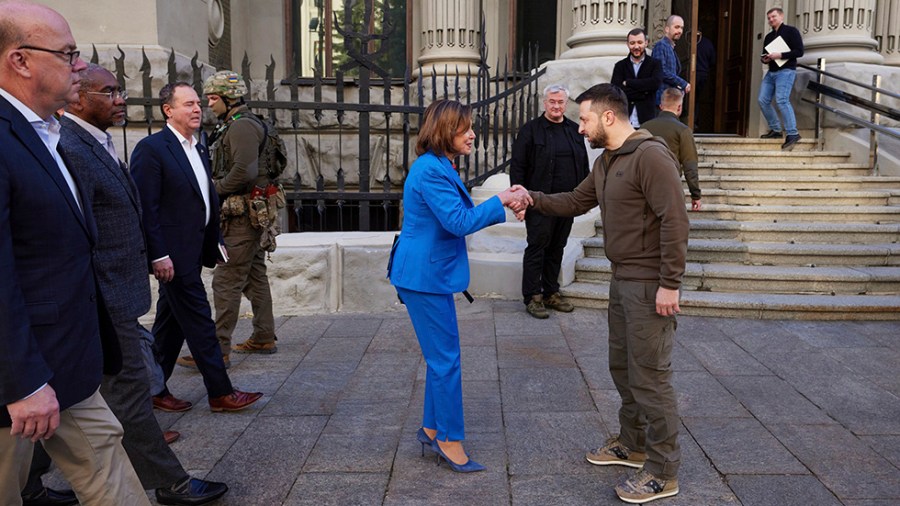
[758,6,804,150]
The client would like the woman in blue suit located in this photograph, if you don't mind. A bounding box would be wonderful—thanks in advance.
[389,100,529,472]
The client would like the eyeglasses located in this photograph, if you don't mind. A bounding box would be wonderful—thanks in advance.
[17,45,81,66]
[85,89,128,101]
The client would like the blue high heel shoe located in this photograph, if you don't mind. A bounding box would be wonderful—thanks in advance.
[416,428,435,456]
[431,439,486,473]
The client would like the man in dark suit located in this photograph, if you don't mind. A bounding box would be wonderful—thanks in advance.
[131,81,263,414]
[611,28,663,128]
[0,2,147,504]
[54,64,228,505]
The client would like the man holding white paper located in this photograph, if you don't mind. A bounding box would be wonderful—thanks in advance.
[758,7,804,150]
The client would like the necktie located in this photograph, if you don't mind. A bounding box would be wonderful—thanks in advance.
[105,132,119,161]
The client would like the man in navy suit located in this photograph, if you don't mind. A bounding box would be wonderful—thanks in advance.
[131,82,263,413]
[0,2,147,504]
[611,28,663,128]
[54,64,228,505]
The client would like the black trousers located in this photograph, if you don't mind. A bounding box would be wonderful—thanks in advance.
[522,211,574,302]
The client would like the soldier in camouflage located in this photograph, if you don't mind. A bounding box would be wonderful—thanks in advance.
[184,70,277,364]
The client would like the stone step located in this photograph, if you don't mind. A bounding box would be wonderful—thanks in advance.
[694,137,818,151]
[581,237,900,266]
[698,149,851,164]
[695,204,900,223]
[700,162,871,177]
[559,281,900,319]
[690,188,896,206]
[574,257,900,295]
[670,219,900,244]
[697,175,900,191]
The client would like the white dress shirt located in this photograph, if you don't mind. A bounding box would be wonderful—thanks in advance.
[166,123,210,226]
[66,113,120,163]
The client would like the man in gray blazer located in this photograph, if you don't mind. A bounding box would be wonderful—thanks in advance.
[54,64,228,506]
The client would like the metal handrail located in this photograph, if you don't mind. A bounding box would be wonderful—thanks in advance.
[798,62,900,100]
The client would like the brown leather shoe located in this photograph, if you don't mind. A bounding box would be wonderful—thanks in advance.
[208,390,263,412]
[232,339,277,354]
[176,354,230,369]
[163,430,180,445]
[152,394,193,413]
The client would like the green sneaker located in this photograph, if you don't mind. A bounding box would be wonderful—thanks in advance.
[526,295,550,319]
[544,292,574,312]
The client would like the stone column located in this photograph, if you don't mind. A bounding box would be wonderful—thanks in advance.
[875,0,900,66]
[559,0,647,59]
[417,0,482,76]
[794,0,883,64]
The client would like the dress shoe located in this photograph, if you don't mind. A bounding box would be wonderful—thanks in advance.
[21,487,77,506]
[233,339,277,354]
[155,477,228,506]
[431,439,486,473]
[760,129,783,139]
[417,427,435,456]
[782,134,801,151]
[176,354,230,369]
[153,394,193,413]
[208,389,263,412]
[164,430,181,444]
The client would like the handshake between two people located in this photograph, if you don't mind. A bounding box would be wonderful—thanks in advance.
[496,185,532,221]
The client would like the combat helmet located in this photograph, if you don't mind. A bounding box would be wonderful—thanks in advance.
[202,70,248,99]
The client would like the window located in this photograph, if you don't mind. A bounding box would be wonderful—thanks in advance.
[289,0,409,78]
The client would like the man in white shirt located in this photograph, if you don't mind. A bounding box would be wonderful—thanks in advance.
[131,82,263,415]
[0,2,148,504]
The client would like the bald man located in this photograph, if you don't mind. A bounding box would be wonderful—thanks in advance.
[0,2,148,504]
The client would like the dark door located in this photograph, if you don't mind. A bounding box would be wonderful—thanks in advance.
[516,0,557,65]
[715,0,753,134]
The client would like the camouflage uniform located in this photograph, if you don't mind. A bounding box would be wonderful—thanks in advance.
[205,72,277,355]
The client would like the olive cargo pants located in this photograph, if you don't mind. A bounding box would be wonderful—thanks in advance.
[213,217,276,354]
[607,276,681,480]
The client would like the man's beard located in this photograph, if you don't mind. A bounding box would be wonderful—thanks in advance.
[588,124,607,149]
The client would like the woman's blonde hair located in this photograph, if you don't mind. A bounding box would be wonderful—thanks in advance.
[415,99,473,156]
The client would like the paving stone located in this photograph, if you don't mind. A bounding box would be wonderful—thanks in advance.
[768,423,900,501]
[674,371,750,418]
[497,337,577,369]
[671,340,707,371]
[589,389,621,434]
[510,474,619,506]
[717,376,835,425]
[859,435,900,468]
[494,311,564,337]
[673,425,742,505]
[282,473,389,506]
[678,338,771,376]
[460,345,499,381]
[369,318,419,353]
[789,368,900,435]
[823,346,900,395]
[205,416,326,505]
[727,475,842,506]
[675,315,735,341]
[323,399,410,435]
[779,320,885,348]
[303,433,399,473]
[457,317,496,346]
[261,363,357,416]
[300,336,371,363]
[276,316,334,339]
[682,417,806,474]
[849,320,900,348]
[576,354,616,390]
[505,411,607,476]
[322,317,383,337]
[500,368,595,413]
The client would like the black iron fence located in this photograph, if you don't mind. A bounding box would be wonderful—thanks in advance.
[104,4,545,232]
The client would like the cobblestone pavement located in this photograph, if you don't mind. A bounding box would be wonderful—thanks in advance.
[47,299,900,504]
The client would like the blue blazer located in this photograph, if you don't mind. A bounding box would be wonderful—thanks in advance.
[389,151,505,294]
[0,96,108,425]
[131,127,221,276]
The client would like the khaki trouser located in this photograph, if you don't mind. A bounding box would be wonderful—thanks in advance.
[213,216,276,354]
[0,390,150,506]
[607,276,681,480]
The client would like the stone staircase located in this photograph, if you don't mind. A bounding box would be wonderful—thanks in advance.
[561,137,900,319]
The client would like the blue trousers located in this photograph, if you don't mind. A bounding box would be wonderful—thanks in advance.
[396,287,465,441]
[758,68,798,136]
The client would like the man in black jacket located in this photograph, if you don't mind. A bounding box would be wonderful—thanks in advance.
[758,7,804,150]
[510,84,590,319]
[611,28,663,128]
